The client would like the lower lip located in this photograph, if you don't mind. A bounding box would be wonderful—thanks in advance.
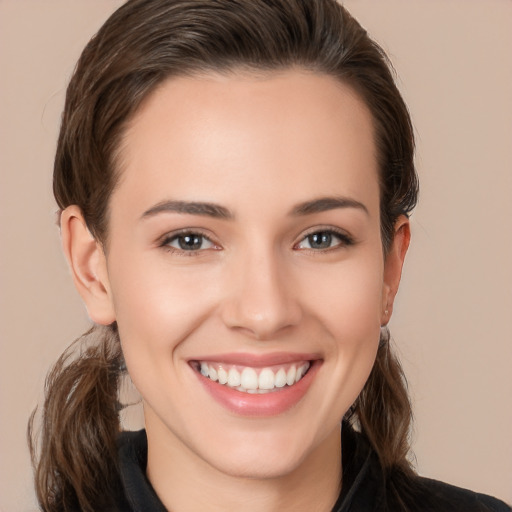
[194,361,321,417]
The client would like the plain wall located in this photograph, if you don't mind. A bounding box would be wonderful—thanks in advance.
[0,1,511,510]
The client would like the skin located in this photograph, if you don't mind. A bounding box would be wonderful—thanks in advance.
[61,69,409,512]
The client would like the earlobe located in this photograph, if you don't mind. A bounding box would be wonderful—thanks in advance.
[381,216,411,325]
[60,206,116,325]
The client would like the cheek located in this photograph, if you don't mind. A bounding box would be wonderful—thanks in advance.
[301,252,384,336]
[302,252,384,390]
[108,252,221,359]
[108,256,224,416]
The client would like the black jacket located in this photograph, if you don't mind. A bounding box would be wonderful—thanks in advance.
[113,425,511,511]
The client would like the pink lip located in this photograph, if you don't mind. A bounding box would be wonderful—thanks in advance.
[191,357,322,417]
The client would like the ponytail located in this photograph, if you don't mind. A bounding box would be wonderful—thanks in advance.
[28,325,123,512]
[348,326,413,474]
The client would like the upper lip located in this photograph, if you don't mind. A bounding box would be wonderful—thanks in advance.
[189,352,321,367]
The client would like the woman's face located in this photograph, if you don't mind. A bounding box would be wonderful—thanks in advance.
[96,70,405,480]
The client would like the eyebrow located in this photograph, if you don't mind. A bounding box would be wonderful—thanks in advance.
[141,200,233,220]
[290,196,369,216]
[141,195,368,221]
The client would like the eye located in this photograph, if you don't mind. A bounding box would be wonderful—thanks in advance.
[162,232,216,252]
[295,229,353,251]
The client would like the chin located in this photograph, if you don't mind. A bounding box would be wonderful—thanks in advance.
[196,423,332,480]
[207,446,308,480]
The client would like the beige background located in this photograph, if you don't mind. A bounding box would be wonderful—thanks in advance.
[1,1,511,510]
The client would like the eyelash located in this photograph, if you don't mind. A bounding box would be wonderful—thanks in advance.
[158,227,354,255]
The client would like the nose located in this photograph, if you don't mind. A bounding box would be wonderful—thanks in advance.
[220,247,303,340]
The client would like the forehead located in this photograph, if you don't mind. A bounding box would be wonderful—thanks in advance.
[113,69,379,219]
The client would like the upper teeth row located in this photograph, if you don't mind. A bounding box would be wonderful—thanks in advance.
[200,362,310,391]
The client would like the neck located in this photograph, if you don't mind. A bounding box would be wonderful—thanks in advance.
[145,417,342,512]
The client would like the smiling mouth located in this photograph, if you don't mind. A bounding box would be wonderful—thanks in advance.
[191,361,311,394]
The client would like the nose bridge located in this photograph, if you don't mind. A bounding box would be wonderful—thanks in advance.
[221,241,302,339]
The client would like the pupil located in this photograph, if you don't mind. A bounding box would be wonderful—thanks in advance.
[309,232,331,249]
[179,235,202,250]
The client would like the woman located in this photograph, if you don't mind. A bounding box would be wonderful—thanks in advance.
[28,0,511,511]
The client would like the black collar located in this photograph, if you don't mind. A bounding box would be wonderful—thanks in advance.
[116,422,378,512]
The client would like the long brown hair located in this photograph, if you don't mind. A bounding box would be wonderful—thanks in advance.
[29,1,418,510]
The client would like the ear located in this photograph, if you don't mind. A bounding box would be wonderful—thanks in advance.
[381,215,410,326]
[60,205,116,325]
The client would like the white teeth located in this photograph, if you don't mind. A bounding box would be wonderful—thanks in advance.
[275,368,287,388]
[227,367,241,387]
[241,367,258,390]
[199,362,311,393]
[286,366,296,386]
[258,368,275,390]
[209,366,218,381]
[217,367,228,385]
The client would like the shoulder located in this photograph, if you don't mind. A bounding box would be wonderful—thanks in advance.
[338,424,511,512]
[408,476,512,512]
